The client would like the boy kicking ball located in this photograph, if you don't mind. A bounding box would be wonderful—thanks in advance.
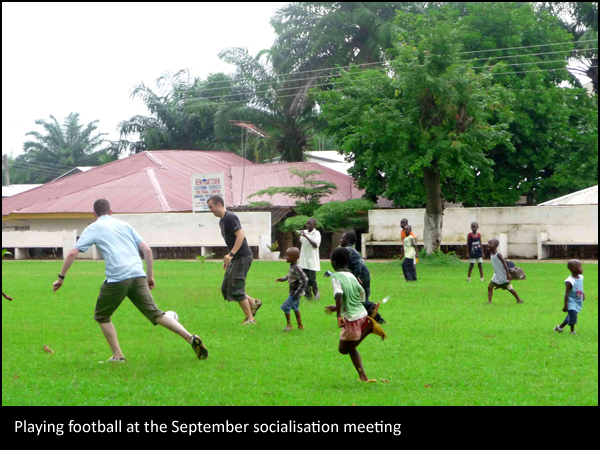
[554,260,585,336]
[486,238,523,304]
[325,247,386,383]
[276,247,308,332]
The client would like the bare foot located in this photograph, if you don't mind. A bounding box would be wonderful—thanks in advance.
[359,379,377,383]
[517,300,524,304]
[486,301,492,304]
[298,325,305,330]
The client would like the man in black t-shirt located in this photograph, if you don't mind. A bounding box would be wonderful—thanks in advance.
[207,195,261,324]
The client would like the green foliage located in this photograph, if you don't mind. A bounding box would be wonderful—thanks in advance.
[2,249,11,259]
[279,215,323,233]
[247,201,272,208]
[249,168,337,217]
[267,242,280,252]
[417,250,462,266]
[313,199,375,231]
[12,113,117,184]
[195,253,216,264]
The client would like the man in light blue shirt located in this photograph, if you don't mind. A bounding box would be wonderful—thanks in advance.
[53,199,208,362]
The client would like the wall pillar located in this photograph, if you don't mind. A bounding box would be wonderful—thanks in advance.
[14,248,27,260]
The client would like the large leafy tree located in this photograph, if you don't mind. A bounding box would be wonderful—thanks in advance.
[454,2,598,205]
[12,113,117,184]
[317,8,515,252]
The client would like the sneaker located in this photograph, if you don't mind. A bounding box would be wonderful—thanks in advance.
[481,278,485,282]
[250,300,263,318]
[314,288,320,300]
[467,278,471,282]
[554,326,564,333]
[102,357,126,363]
[570,331,577,335]
[240,319,257,325]
[191,335,209,360]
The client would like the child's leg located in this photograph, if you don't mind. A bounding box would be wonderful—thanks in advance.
[468,263,474,279]
[508,288,523,303]
[294,310,304,329]
[283,313,293,331]
[339,341,368,381]
[487,285,494,303]
[411,263,417,281]
[478,263,484,280]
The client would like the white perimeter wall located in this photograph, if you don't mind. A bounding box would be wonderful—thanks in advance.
[2,212,272,259]
[115,212,271,247]
[369,205,598,258]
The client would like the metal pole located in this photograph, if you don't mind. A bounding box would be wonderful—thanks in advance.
[3,154,10,186]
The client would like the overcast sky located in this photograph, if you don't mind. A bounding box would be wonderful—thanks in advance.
[2,2,287,159]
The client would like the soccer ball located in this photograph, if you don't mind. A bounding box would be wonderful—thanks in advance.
[165,311,179,322]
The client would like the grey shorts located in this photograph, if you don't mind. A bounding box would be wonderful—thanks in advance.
[222,255,253,302]
[95,277,163,325]
[470,258,484,264]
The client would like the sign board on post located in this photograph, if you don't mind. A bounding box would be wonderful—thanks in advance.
[192,172,225,213]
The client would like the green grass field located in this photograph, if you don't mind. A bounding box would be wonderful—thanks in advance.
[2,259,597,406]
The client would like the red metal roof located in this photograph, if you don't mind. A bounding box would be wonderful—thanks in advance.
[2,151,365,216]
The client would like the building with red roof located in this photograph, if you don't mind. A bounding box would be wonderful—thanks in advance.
[2,151,365,237]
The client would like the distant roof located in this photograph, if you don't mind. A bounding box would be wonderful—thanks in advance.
[2,151,365,217]
[538,185,598,206]
[2,184,43,198]
[52,166,94,181]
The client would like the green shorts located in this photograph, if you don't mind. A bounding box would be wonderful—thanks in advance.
[489,281,513,291]
[94,277,164,325]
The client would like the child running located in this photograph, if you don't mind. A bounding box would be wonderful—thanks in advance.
[325,247,386,383]
[554,260,585,335]
[340,231,386,324]
[487,238,523,304]
[276,247,308,332]
[467,222,485,282]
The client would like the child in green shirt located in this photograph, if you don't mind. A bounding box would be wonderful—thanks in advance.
[325,247,387,382]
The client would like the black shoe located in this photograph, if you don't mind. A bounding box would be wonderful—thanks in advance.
[191,335,208,360]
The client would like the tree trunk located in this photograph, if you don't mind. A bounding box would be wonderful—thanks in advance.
[423,167,444,254]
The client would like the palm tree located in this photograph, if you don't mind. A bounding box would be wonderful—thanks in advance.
[23,113,111,167]
[16,113,116,183]
[186,48,319,162]
[117,71,244,154]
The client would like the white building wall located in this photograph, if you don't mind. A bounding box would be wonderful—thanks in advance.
[369,205,598,258]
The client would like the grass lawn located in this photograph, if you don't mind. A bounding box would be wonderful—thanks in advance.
[2,259,597,406]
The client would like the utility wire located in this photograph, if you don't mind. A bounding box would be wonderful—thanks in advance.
[185,39,597,89]
[135,66,595,110]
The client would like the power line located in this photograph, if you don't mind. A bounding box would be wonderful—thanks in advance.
[7,161,71,175]
[9,164,66,176]
[182,39,597,90]
[456,48,597,64]
[146,66,594,110]
[456,38,597,55]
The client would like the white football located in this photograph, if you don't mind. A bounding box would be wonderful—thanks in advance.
[165,311,179,322]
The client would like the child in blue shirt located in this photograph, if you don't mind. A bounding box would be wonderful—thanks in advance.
[554,260,585,335]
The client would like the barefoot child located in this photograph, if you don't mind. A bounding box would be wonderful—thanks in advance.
[554,260,585,335]
[487,239,523,304]
[467,222,484,282]
[2,291,12,301]
[276,247,308,331]
[325,247,386,383]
